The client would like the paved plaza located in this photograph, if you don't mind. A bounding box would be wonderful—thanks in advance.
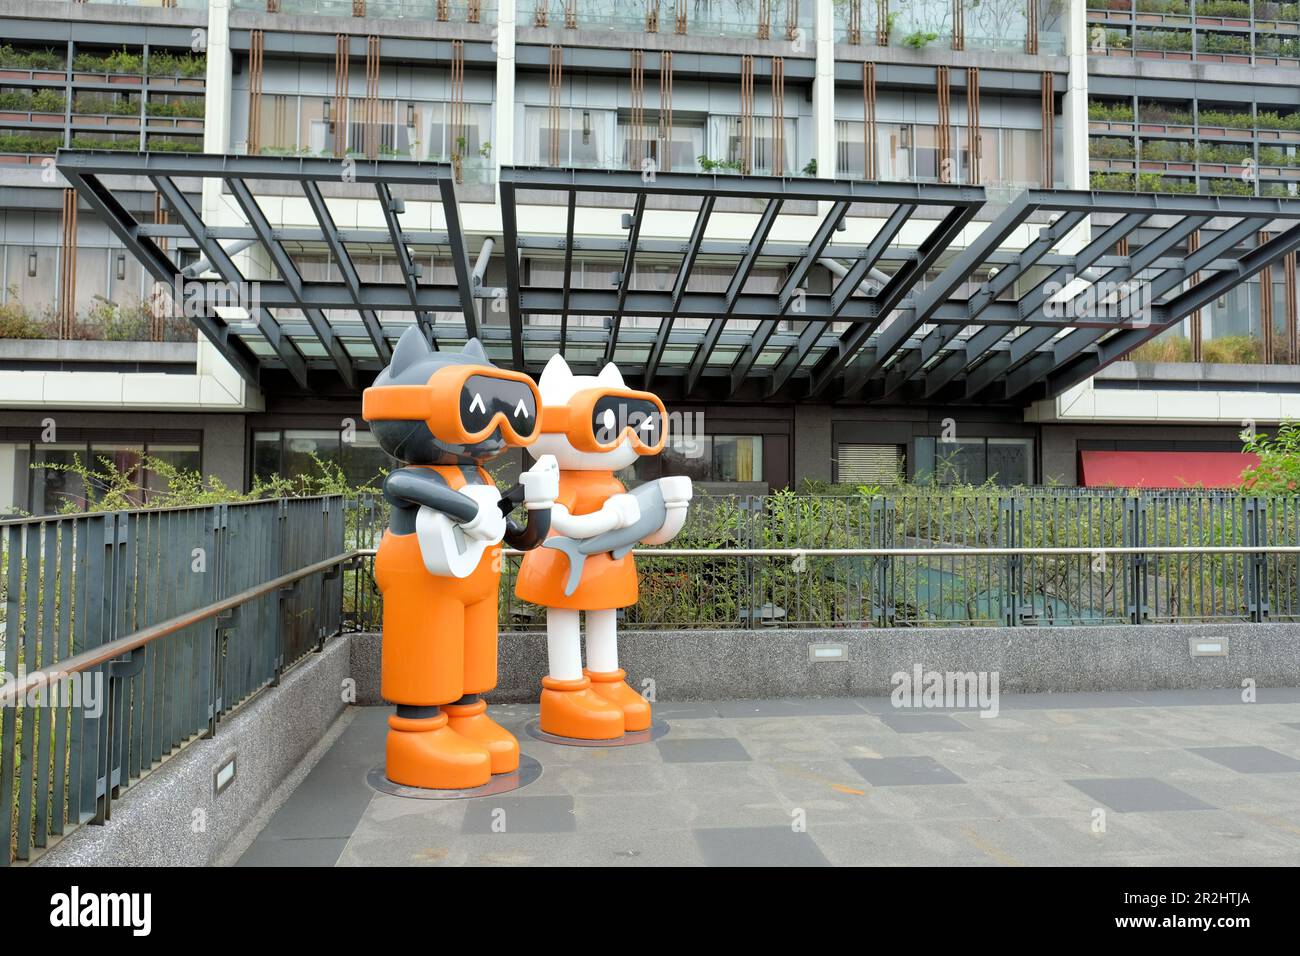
[237,690,1300,867]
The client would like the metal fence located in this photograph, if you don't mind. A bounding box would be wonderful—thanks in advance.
[339,489,1300,630]
[1,497,345,865]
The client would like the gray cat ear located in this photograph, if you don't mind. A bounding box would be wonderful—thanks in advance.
[463,337,489,362]
[389,325,431,375]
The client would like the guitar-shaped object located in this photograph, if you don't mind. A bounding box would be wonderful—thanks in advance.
[415,484,508,579]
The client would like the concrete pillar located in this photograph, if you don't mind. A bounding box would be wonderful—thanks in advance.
[202,414,249,492]
[494,0,517,173]
[813,0,835,179]
[1061,0,1089,192]
[793,404,834,485]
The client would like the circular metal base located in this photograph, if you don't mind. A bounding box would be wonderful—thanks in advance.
[366,754,542,800]
[523,718,670,747]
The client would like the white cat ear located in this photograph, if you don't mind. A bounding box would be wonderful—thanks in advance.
[539,353,573,388]
[596,362,625,387]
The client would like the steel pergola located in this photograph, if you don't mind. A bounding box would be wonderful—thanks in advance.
[56,150,1300,404]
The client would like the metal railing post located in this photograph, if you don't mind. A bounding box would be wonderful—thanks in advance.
[871,497,895,626]
[1001,496,1022,626]
[1124,497,1148,624]
[1246,496,1269,622]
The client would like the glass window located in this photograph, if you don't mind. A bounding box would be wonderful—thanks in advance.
[713,436,763,482]
[342,430,392,490]
[914,436,1034,486]
[835,120,866,179]
[524,106,616,168]
[0,442,32,515]
[145,444,202,499]
[252,430,283,484]
[283,430,340,482]
[31,444,90,515]
[617,115,705,173]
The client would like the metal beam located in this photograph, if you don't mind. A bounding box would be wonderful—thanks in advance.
[437,172,479,339]
[58,168,264,387]
[605,192,647,367]
[559,192,576,354]
[729,201,850,394]
[151,175,308,388]
[227,178,356,389]
[646,196,714,387]
[765,205,915,397]
[498,172,526,369]
[300,180,389,362]
[816,204,979,398]
[684,198,783,394]
[375,182,436,343]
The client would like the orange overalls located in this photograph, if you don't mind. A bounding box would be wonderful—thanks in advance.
[514,470,638,610]
[374,463,502,707]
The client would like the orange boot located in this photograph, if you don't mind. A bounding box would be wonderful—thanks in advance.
[444,699,520,774]
[386,712,492,790]
[585,668,651,732]
[539,675,625,740]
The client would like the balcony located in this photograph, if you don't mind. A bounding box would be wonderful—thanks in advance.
[523,0,814,41]
[835,0,1066,55]
[231,0,497,20]
[1088,0,1300,66]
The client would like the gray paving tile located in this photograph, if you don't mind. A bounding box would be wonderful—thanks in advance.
[693,826,829,866]
[714,698,868,719]
[846,755,965,787]
[237,837,350,867]
[1286,722,1300,732]
[877,712,971,734]
[1188,745,1300,774]
[656,737,752,763]
[1067,777,1214,813]
[461,795,577,834]
[652,702,721,719]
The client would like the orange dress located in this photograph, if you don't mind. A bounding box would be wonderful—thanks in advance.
[374,464,502,706]
[515,470,638,611]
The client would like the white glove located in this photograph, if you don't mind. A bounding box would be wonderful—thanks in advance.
[521,455,560,510]
[659,475,693,507]
[640,477,692,545]
[459,496,506,543]
[602,492,641,529]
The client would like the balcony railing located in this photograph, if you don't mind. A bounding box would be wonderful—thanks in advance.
[835,0,1066,55]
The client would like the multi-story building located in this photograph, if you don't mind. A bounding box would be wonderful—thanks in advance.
[1,0,1298,514]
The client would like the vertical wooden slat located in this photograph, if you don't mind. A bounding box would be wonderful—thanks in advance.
[848,0,861,44]
[1189,230,1203,362]
[937,66,951,183]
[658,51,673,169]
[646,0,659,32]
[451,39,465,180]
[1261,231,1275,364]
[547,45,562,167]
[740,55,754,175]
[785,0,799,40]
[876,0,889,45]
[1040,71,1053,187]
[630,50,645,170]
[772,57,785,177]
[1286,250,1298,364]
[334,35,350,159]
[676,0,687,35]
[1027,0,1039,54]
[967,67,981,184]
[365,36,380,161]
[954,0,965,51]
[863,62,876,179]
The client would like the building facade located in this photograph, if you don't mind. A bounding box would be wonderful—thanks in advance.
[1,0,1298,513]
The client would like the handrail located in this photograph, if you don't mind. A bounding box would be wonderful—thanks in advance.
[0,547,365,708]
[7,540,1300,708]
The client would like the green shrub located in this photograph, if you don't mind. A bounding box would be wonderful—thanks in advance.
[0,132,60,154]
[1089,136,1136,159]
[1088,101,1135,123]
[0,44,64,70]
[147,138,201,152]
[146,97,204,118]
[0,288,49,339]
[73,94,138,116]
[1202,334,1263,363]
[69,135,137,151]
[73,48,143,75]
[146,52,206,78]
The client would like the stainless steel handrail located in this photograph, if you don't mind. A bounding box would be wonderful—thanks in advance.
[0,548,367,708]
[7,541,1299,707]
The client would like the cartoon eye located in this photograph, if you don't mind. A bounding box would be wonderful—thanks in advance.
[602,409,616,431]
[469,393,486,414]
[514,399,529,418]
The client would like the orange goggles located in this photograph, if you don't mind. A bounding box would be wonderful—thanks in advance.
[362,364,542,446]
[540,387,667,454]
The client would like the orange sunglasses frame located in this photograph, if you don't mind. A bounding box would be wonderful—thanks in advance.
[539,387,668,454]
[362,364,543,446]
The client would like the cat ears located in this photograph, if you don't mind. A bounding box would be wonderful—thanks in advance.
[538,354,627,389]
[389,325,431,376]
[463,337,489,362]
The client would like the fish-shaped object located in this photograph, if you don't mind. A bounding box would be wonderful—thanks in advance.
[543,480,669,596]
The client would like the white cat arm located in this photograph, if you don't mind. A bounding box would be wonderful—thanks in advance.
[550,494,641,539]
[639,476,692,545]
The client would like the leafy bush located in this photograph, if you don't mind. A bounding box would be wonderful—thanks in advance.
[1089,136,1135,159]
[146,97,204,118]
[0,45,64,70]
[1090,170,1136,190]
[73,94,138,116]
[1135,29,1193,51]
[69,135,137,151]
[1197,109,1254,128]
[147,138,201,152]
[1203,177,1255,195]
[73,48,143,75]
[1127,335,1193,363]
[1137,171,1196,192]
[1088,101,1135,123]
[0,132,60,154]
[146,52,206,78]
[1196,0,1251,14]
[1242,421,1300,492]
[1202,334,1263,362]
[1139,102,1194,125]
[0,287,50,339]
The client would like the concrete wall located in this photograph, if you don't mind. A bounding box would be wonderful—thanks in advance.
[350,621,1300,705]
[37,637,349,868]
